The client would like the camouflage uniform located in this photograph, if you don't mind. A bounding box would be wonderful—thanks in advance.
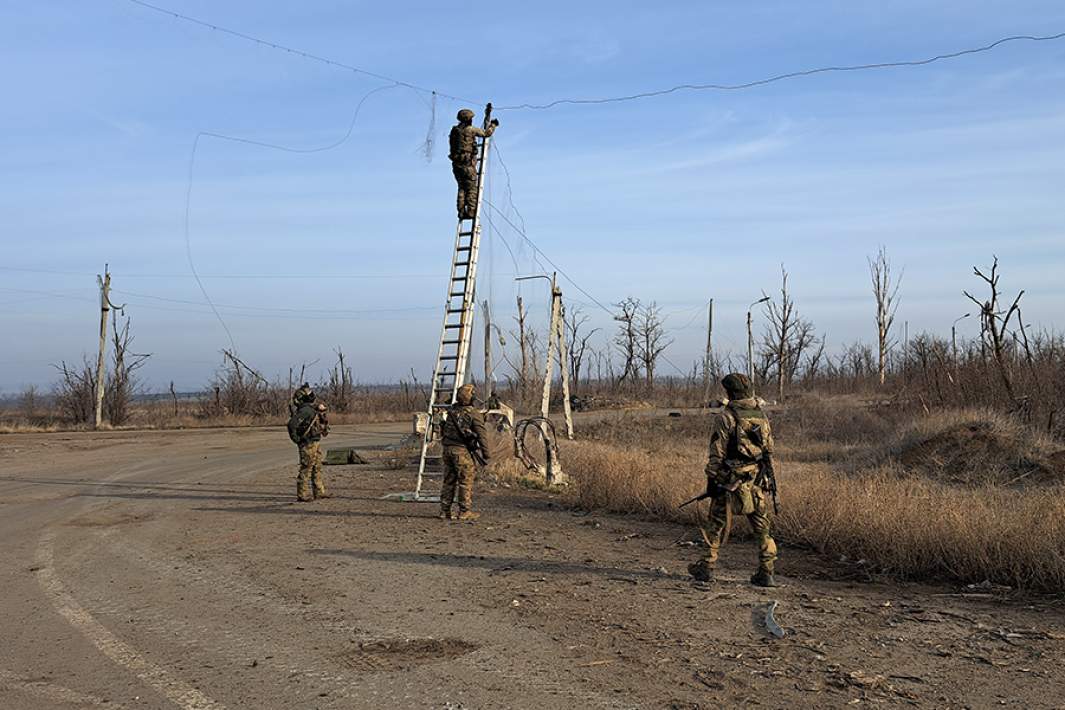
[449,109,497,220]
[690,374,779,586]
[439,384,490,520]
[292,401,330,502]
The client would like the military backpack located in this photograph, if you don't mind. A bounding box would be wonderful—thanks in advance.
[726,403,770,463]
[287,404,320,444]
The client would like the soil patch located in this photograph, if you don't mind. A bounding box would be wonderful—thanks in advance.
[338,638,479,672]
[897,420,1065,485]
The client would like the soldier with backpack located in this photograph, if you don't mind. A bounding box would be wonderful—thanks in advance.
[449,108,498,220]
[438,383,491,521]
[688,373,779,587]
[287,385,331,502]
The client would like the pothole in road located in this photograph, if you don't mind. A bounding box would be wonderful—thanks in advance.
[65,512,155,527]
[339,638,479,672]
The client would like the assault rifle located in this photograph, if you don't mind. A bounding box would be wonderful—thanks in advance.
[678,490,715,509]
[678,479,739,509]
[451,409,489,467]
[755,455,780,514]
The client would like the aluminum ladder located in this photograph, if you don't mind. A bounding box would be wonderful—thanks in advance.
[410,103,494,501]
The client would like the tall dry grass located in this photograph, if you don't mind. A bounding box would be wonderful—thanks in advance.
[557,402,1065,592]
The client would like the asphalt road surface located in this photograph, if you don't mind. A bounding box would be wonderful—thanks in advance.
[1,424,1063,709]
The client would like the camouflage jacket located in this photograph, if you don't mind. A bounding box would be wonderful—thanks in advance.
[294,403,330,444]
[706,397,773,482]
[440,404,489,454]
[449,123,496,165]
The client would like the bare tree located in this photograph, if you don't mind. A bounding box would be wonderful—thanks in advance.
[564,305,600,392]
[19,384,41,422]
[512,295,532,400]
[53,359,96,424]
[326,347,355,412]
[634,301,674,391]
[209,350,273,417]
[103,313,151,425]
[761,266,814,401]
[613,297,641,386]
[964,257,1024,400]
[869,246,902,386]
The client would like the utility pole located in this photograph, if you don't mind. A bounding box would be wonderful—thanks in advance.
[952,313,970,381]
[94,265,123,429]
[747,296,770,387]
[482,299,493,401]
[518,272,574,439]
[702,298,714,404]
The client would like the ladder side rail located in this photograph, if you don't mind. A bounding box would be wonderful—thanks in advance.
[454,133,491,388]
[415,219,475,494]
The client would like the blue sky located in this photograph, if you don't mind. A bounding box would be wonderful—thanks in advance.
[2,1,1064,392]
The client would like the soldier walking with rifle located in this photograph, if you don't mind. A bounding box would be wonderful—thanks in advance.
[685,373,780,587]
[438,383,492,521]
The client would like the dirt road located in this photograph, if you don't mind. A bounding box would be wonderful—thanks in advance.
[1,425,1063,709]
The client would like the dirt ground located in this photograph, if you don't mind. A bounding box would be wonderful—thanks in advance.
[1,424,1063,709]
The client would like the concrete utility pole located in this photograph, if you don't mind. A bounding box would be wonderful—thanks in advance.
[952,313,970,380]
[94,265,124,429]
[747,296,770,386]
[702,298,714,403]
[482,299,493,400]
[517,272,574,439]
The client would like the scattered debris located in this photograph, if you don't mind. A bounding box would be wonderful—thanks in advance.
[764,600,786,639]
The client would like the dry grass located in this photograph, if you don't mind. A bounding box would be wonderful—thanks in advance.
[557,400,1065,592]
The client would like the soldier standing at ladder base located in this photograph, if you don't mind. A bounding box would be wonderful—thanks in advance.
[450,108,498,220]
[438,384,491,521]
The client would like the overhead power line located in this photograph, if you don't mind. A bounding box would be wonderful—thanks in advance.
[124,2,1064,112]
[124,0,479,103]
[0,265,440,279]
[496,32,1065,110]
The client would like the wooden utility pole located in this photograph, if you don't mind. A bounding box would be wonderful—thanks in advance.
[93,265,122,429]
[702,298,714,403]
[482,299,493,400]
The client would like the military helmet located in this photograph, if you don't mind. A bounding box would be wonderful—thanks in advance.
[293,383,315,404]
[721,373,752,399]
[455,383,477,405]
[457,108,475,122]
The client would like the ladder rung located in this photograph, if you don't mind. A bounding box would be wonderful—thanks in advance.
[446,308,466,314]
[456,245,472,252]
[444,324,462,329]
[440,356,458,360]
[455,261,470,267]
[459,231,473,237]
[442,339,460,345]
[449,291,467,297]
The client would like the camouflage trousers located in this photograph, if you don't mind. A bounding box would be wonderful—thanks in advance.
[452,162,478,219]
[699,483,777,574]
[440,446,477,513]
[296,441,327,501]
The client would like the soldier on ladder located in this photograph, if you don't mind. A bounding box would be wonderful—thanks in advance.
[450,108,499,220]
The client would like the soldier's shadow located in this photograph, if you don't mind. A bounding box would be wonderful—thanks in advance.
[311,548,685,581]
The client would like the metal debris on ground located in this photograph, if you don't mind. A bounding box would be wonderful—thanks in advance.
[764,600,786,638]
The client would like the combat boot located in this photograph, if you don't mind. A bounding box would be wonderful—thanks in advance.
[438,506,453,521]
[687,560,714,583]
[456,511,480,522]
[749,569,779,588]
[313,488,332,499]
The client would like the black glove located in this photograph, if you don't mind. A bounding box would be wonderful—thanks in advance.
[490,118,500,127]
